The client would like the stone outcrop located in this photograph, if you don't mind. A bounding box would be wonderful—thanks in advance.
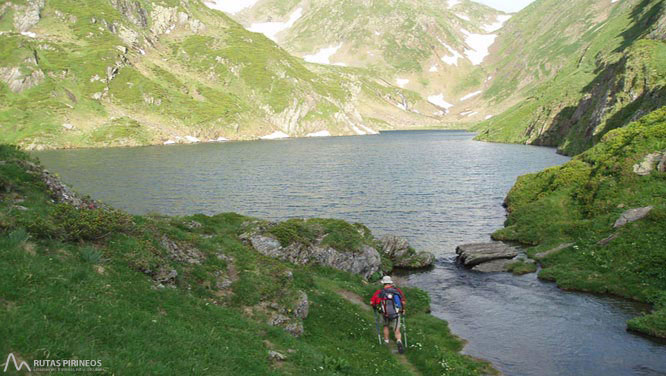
[265,290,309,337]
[12,0,45,32]
[0,66,45,93]
[456,243,519,267]
[160,235,206,264]
[249,234,381,279]
[613,206,653,228]
[633,152,666,176]
[380,235,435,269]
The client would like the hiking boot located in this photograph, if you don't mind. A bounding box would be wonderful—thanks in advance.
[397,340,404,354]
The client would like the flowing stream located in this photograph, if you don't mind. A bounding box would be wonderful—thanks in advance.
[34,131,666,376]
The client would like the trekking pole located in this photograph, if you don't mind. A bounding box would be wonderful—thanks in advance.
[402,314,408,350]
[373,308,382,345]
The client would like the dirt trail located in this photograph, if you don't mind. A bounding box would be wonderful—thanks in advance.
[336,290,421,376]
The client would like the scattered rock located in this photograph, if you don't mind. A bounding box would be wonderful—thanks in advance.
[13,205,29,211]
[153,267,178,286]
[456,243,519,267]
[534,243,575,259]
[268,351,286,362]
[613,206,653,228]
[293,291,309,320]
[184,220,202,230]
[268,313,304,336]
[380,235,435,269]
[62,123,75,130]
[633,152,665,176]
[160,235,205,264]
[249,235,381,279]
[471,259,515,273]
[598,233,619,246]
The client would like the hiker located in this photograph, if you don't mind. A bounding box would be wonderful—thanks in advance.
[370,275,406,353]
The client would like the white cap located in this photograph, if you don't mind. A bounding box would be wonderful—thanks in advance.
[380,276,393,284]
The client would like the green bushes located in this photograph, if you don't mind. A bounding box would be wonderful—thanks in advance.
[27,204,134,241]
[267,218,374,253]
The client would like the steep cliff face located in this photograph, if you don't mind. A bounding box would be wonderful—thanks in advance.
[536,40,666,154]
[475,0,666,155]
[0,0,438,149]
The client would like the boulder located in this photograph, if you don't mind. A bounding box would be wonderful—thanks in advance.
[268,351,286,362]
[633,152,665,176]
[613,206,653,228]
[380,235,435,269]
[471,259,515,273]
[249,235,381,279]
[456,243,518,267]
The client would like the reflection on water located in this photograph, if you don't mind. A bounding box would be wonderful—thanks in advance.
[35,131,666,376]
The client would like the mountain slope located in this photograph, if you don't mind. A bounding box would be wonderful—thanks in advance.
[0,0,440,150]
[213,0,509,120]
[474,0,666,155]
[491,106,666,338]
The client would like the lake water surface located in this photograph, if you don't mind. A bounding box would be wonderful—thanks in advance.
[35,131,666,376]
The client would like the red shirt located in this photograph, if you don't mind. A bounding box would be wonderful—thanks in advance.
[370,285,406,307]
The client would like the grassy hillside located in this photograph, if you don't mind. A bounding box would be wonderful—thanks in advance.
[0,0,441,150]
[0,144,494,375]
[475,0,666,155]
[492,107,666,338]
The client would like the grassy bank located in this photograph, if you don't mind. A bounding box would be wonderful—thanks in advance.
[492,107,666,338]
[0,144,493,375]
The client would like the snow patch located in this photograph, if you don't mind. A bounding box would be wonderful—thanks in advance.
[260,131,290,140]
[460,110,478,117]
[456,13,470,21]
[20,31,37,38]
[460,90,482,101]
[482,15,512,33]
[396,78,409,88]
[248,8,302,41]
[304,44,343,65]
[358,123,378,135]
[204,0,259,14]
[485,115,494,120]
[448,0,461,8]
[486,75,493,82]
[611,0,618,3]
[429,65,438,72]
[212,136,228,142]
[461,29,496,65]
[185,136,200,143]
[428,94,454,111]
[439,39,464,66]
[306,130,331,137]
[164,140,176,145]
[351,125,366,135]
